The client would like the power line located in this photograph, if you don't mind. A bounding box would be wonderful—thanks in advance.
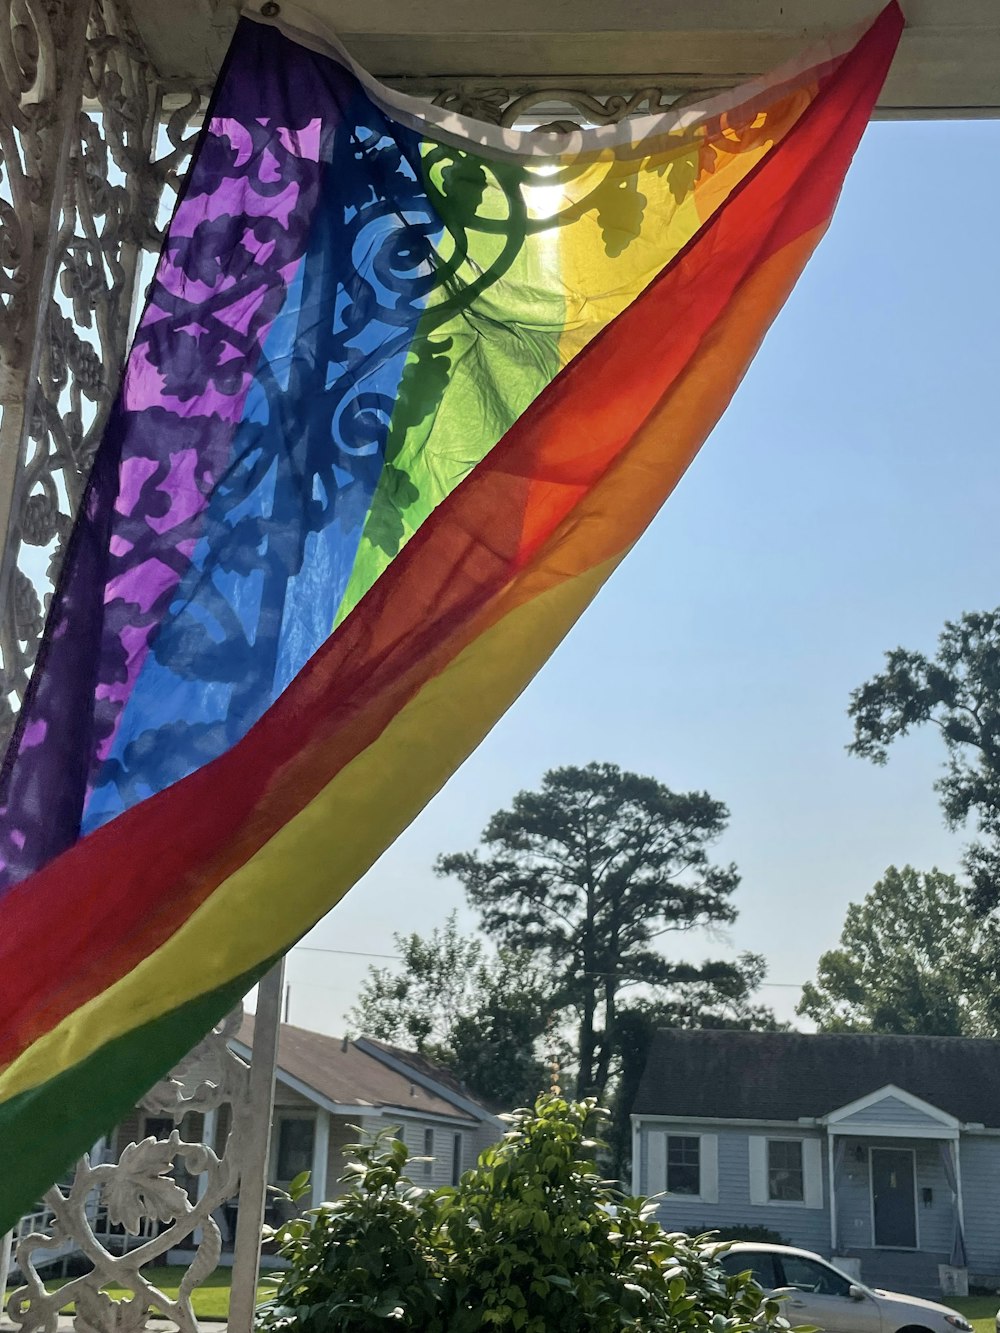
[290,943,805,988]
[292,945,400,960]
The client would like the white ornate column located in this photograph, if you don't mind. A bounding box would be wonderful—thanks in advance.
[0,0,204,748]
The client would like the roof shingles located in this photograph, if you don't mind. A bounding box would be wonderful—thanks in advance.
[632,1029,1000,1127]
[235,1017,476,1122]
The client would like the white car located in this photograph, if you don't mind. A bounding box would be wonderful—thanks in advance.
[716,1243,974,1333]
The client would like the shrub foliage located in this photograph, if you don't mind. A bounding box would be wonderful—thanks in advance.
[257,1094,792,1333]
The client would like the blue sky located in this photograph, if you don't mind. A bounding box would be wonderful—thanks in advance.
[267,118,1000,1034]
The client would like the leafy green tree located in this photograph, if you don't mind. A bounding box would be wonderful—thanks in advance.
[259,1094,791,1333]
[348,912,549,1105]
[848,609,1000,911]
[436,762,773,1100]
[796,866,994,1035]
[610,961,787,1177]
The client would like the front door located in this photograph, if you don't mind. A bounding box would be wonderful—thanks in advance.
[871,1147,917,1248]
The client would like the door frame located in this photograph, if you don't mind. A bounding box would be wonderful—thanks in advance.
[869,1145,919,1250]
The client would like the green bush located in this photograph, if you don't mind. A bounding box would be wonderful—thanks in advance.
[256,1094,792,1333]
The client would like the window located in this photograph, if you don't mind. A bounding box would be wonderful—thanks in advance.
[142,1116,174,1141]
[276,1118,314,1183]
[718,1250,780,1290]
[777,1255,851,1298]
[451,1132,463,1186]
[768,1139,804,1202]
[423,1127,434,1179]
[666,1136,700,1195]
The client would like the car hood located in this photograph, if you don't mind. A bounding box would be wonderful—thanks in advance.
[871,1289,959,1322]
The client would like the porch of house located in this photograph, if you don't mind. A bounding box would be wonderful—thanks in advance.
[829,1134,965,1300]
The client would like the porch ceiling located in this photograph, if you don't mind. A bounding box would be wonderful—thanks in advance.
[134,0,999,117]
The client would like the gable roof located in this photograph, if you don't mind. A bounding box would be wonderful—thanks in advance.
[632,1029,1000,1128]
[234,1017,482,1123]
[355,1037,504,1119]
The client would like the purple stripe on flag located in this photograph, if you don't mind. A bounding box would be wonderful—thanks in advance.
[0,21,350,893]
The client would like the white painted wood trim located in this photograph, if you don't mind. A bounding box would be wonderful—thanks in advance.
[631,1116,640,1197]
[827,1124,959,1140]
[311,1109,331,1207]
[647,1130,667,1195]
[749,1136,768,1205]
[636,1114,819,1129]
[953,1140,966,1245]
[803,1136,824,1210]
[824,1084,960,1129]
[700,1134,719,1204]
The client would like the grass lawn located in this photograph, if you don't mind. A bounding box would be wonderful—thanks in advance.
[43,1265,272,1321]
[948,1296,998,1333]
[38,1274,998,1328]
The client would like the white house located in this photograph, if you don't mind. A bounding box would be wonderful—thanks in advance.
[631,1029,1000,1299]
[108,1018,504,1256]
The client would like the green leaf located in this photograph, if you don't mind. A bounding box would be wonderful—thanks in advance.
[287,1170,312,1202]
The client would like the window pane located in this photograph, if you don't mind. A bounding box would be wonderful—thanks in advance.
[277,1119,314,1181]
[719,1251,779,1289]
[667,1136,700,1195]
[779,1255,850,1297]
[423,1127,434,1178]
[451,1132,463,1186]
[143,1116,174,1140]
[768,1139,804,1202]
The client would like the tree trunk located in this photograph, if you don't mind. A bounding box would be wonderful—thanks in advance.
[592,976,617,1099]
[576,841,599,1097]
[576,988,598,1097]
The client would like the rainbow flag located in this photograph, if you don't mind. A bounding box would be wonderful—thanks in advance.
[0,3,901,1226]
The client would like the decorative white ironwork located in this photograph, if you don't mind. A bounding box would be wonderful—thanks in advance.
[4,1010,250,1333]
[429,83,723,132]
[0,0,206,750]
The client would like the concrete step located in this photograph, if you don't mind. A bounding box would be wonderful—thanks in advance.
[845,1248,948,1300]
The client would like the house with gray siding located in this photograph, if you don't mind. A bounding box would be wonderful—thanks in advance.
[229,1018,503,1207]
[9,1018,504,1280]
[631,1029,1000,1299]
[117,1018,503,1262]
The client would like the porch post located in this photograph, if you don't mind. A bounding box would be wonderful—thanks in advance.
[228,959,286,1333]
[953,1139,967,1253]
[827,1132,838,1254]
[0,1227,12,1316]
[312,1110,331,1208]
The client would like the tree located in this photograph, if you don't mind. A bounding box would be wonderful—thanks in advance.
[848,609,1000,911]
[609,956,787,1178]
[436,762,772,1101]
[348,913,550,1105]
[796,866,995,1035]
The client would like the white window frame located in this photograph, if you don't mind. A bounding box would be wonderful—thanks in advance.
[646,1130,718,1203]
[270,1112,316,1186]
[750,1135,823,1209]
[767,1136,805,1203]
